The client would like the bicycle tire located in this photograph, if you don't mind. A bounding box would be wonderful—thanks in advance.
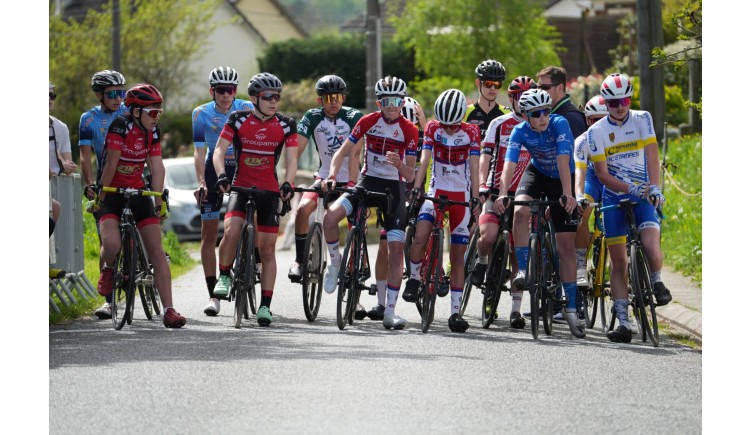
[583,233,600,329]
[541,232,556,336]
[633,244,659,347]
[528,234,541,339]
[460,229,479,316]
[337,228,360,330]
[232,225,250,328]
[148,276,161,316]
[301,223,325,322]
[596,241,612,334]
[113,226,136,330]
[481,231,509,329]
[243,225,256,318]
[421,229,442,333]
[135,235,154,320]
[403,223,415,280]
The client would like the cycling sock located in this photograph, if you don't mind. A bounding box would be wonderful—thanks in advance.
[261,290,273,308]
[511,291,523,312]
[477,255,488,265]
[385,284,400,315]
[327,239,340,265]
[219,265,231,276]
[515,246,529,272]
[576,248,587,269]
[294,233,307,263]
[206,276,217,298]
[650,270,662,283]
[410,260,422,280]
[450,287,462,314]
[614,299,631,329]
[563,282,577,310]
[377,280,387,306]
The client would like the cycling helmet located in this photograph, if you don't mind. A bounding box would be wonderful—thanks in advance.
[247,72,283,95]
[584,95,608,118]
[209,66,239,86]
[434,89,467,125]
[91,70,126,93]
[374,76,407,97]
[315,75,347,95]
[125,83,163,108]
[475,59,506,81]
[49,82,55,92]
[600,73,633,99]
[508,76,536,95]
[518,89,552,113]
[401,97,420,124]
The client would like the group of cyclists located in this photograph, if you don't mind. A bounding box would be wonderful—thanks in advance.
[74,59,672,343]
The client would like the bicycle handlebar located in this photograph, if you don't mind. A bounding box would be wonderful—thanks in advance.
[229,185,291,216]
[422,194,471,209]
[600,198,665,219]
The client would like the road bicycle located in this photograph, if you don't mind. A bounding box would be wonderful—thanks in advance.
[402,194,421,280]
[580,202,613,333]
[413,194,471,333]
[333,185,389,330]
[226,185,288,329]
[94,186,167,330]
[460,194,512,328]
[293,183,333,321]
[603,198,660,347]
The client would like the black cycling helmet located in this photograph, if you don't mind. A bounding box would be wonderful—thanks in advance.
[315,75,347,96]
[475,59,506,81]
[125,83,163,109]
[91,69,126,93]
[248,72,283,95]
[209,66,239,86]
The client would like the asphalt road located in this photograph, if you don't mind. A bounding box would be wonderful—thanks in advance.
[49,243,702,434]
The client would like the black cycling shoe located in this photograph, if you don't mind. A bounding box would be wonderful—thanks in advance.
[652,281,672,306]
[354,304,367,320]
[402,278,420,303]
[509,311,525,329]
[437,277,450,297]
[367,304,385,320]
[448,313,469,333]
[607,325,633,343]
[471,263,487,286]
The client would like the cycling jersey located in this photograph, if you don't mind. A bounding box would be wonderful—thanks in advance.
[482,111,530,191]
[348,112,419,181]
[464,102,504,139]
[297,106,363,181]
[49,116,71,175]
[79,104,129,169]
[574,129,603,203]
[587,110,658,195]
[192,99,254,161]
[219,111,298,192]
[506,114,574,178]
[422,120,481,193]
[102,115,161,189]
[552,95,586,138]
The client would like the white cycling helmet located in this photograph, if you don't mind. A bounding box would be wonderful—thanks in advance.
[209,66,239,86]
[374,76,407,97]
[584,95,608,118]
[518,88,552,113]
[401,97,420,124]
[600,73,633,99]
[434,89,467,125]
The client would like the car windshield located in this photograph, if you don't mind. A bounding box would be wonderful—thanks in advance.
[167,163,198,190]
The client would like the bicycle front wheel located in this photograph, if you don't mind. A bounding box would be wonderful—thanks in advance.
[421,230,442,333]
[528,234,541,339]
[632,244,659,347]
[481,231,509,329]
[596,240,612,334]
[244,226,258,316]
[302,223,325,322]
[460,229,479,316]
[337,229,360,330]
[541,233,556,336]
[134,235,154,320]
[113,226,137,330]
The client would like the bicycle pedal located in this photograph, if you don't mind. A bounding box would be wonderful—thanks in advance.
[369,284,377,296]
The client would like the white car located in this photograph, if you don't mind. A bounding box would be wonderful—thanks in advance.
[160,157,227,242]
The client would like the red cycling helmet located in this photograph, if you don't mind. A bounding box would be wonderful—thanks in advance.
[125,83,163,109]
[508,76,537,96]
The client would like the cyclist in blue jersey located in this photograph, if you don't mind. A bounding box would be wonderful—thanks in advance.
[465,59,506,139]
[494,88,586,339]
[192,66,255,317]
[79,69,128,320]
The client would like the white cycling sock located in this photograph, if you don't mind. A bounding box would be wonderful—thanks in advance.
[450,288,462,314]
[385,285,399,315]
[477,255,489,265]
[327,240,340,265]
[410,260,422,280]
[576,248,587,269]
[512,291,523,312]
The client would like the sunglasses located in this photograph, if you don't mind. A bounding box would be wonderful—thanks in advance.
[538,83,559,91]
[259,92,281,102]
[482,80,502,89]
[49,92,57,101]
[528,108,551,118]
[104,89,126,100]
[139,107,163,118]
[214,86,236,95]
[323,93,345,103]
[606,97,631,108]
[379,97,403,108]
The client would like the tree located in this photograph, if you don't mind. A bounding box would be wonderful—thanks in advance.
[651,0,701,69]
[49,0,222,152]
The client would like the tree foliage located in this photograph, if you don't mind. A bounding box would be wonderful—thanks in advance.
[651,0,702,68]
[49,0,222,152]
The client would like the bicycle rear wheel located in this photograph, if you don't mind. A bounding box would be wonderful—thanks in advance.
[528,234,541,339]
[541,233,556,336]
[337,229,360,330]
[597,242,612,334]
[113,226,137,330]
[460,229,479,316]
[481,231,509,329]
[245,227,258,316]
[632,244,659,347]
[232,225,253,328]
[403,223,415,280]
[421,230,442,333]
[301,223,325,322]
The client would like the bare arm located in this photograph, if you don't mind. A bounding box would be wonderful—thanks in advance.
[194,146,206,187]
[296,136,309,161]
[413,148,432,190]
[574,167,586,198]
[556,155,575,213]
[80,146,94,185]
[98,149,120,201]
[645,142,660,188]
[478,149,491,187]
[148,155,166,209]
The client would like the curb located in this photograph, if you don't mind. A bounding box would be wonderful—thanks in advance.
[657,303,702,340]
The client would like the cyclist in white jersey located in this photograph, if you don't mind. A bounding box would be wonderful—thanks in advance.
[403,89,480,333]
[586,73,671,343]
[193,66,255,317]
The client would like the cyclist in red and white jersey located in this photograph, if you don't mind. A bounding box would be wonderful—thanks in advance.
[403,89,481,332]
[321,76,419,330]
[472,76,536,329]
[212,73,298,327]
[95,84,186,328]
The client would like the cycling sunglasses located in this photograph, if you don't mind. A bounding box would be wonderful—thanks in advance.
[259,92,281,102]
[104,89,126,99]
[140,107,163,118]
[49,92,57,101]
[323,93,345,103]
[379,97,403,108]
[538,83,560,91]
[528,108,551,118]
[606,97,631,108]
[214,86,237,95]
[482,80,502,89]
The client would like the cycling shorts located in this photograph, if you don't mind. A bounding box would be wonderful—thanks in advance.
[336,176,406,235]
[225,190,282,234]
[202,155,235,219]
[479,187,515,231]
[417,189,471,245]
[99,194,159,228]
[602,193,660,245]
[516,165,577,233]
[584,169,604,204]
